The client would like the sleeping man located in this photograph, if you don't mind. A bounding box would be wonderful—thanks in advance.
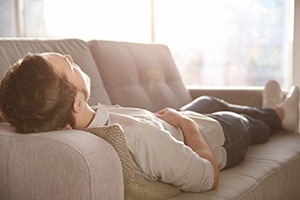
[0,52,298,192]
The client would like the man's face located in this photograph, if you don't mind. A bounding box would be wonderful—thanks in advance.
[41,52,91,99]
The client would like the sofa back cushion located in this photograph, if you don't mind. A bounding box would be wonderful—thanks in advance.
[89,40,192,112]
[0,38,111,105]
[0,47,11,82]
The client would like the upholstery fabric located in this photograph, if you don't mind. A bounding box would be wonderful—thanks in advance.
[84,124,181,200]
[88,40,193,112]
[168,131,300,200]
[0,47,11,80]
[189,88,264,108]
[1,38,300,200]
[0,123,123,200]
[0,38,111,105]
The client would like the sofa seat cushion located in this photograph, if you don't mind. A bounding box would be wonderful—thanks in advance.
[168,132,300,200]
[88,40,193,112]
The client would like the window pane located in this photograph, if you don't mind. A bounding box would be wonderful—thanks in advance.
[155,0,290,87]
[44,0,151,42]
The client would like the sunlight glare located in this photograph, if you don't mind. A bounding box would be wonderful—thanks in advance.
[44,0,151,41]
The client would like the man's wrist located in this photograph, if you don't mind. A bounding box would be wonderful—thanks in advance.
[178,117,196,129]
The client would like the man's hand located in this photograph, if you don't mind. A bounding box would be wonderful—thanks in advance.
[155,107,186,127]
[156,107,220,190]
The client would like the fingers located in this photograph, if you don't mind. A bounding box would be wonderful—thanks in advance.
[156,107,170,114]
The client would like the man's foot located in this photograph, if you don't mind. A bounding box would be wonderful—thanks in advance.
[278,86,299,131]
[263,80,285,109]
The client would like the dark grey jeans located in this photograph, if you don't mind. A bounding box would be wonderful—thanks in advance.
[180,96,282,169]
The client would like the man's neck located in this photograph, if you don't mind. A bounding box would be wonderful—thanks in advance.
[75,104,96,129]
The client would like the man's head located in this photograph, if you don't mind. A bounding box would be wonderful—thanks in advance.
[0,53,91,133]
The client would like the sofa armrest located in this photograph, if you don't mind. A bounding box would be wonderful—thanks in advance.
[0,123,123,200]
[187,86,264,108]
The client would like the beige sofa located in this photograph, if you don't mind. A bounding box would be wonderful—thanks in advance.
[0,38,300,200]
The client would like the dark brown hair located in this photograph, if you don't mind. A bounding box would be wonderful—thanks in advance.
[0,53,77,133]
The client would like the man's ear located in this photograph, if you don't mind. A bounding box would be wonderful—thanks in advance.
[64,124,73,130]
[73,92,86,113]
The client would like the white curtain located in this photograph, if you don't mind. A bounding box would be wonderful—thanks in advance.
[0,0,15,37]
[0,0,46,37]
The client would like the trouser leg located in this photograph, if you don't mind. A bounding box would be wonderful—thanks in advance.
[208,111,271,169]
[180,95,282,133]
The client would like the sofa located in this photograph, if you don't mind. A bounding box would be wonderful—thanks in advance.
[0,38,300,200]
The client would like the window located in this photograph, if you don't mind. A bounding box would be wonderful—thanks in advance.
[154,0,291,88]
[1,0,293,88]
[44,0,151,42]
